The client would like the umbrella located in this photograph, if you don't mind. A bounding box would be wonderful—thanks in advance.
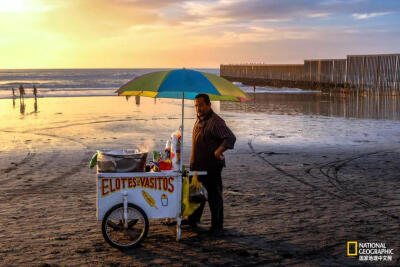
[116,68,248,172]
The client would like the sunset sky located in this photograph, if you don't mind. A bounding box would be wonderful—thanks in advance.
[1,0,399,68]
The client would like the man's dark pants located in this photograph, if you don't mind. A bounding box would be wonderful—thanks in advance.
[189,165,224,230]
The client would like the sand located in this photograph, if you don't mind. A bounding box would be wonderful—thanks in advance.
[0,96,399,266]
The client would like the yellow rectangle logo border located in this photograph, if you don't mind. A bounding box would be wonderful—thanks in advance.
[347,241,358,256]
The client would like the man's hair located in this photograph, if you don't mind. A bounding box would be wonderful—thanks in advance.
[195,93,210,105]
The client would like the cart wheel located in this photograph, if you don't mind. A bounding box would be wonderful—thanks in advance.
[102,203,149,249]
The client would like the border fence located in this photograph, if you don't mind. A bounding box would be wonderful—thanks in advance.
[220,54,400,95]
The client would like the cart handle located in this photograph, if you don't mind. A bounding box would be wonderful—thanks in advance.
[187,171,207,176]
[97,171,207,178]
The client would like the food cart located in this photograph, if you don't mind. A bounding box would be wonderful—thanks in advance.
[96,168,206,249]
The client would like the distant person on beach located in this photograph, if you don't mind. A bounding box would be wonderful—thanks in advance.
[33,85,37,98]
[188,93,236,236]
[12,88,16,98]
[19,84,25,100]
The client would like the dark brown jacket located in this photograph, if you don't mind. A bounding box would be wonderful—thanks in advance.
[190,109,236,172]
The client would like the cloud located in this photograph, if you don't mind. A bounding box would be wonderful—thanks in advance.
[308,13,331,18]
[114,0,186,8]
[36,0,162,40]
[169,0,399,24]
[352,12,391,19]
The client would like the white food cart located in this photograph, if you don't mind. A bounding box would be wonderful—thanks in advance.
[97,169,206,249]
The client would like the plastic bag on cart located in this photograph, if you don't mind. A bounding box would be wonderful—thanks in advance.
[182,174,201,217]
[189,172,208,203]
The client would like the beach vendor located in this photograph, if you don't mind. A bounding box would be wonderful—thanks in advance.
[188,93,236,236]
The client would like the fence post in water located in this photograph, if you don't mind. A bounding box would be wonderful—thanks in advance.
[394,56,399,95]
[318,60,321,85]
[376,56,380,96]
[361,56,365,95]
[345,57,348,90]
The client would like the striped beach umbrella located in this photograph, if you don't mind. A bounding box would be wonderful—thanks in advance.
[117,68,248,102]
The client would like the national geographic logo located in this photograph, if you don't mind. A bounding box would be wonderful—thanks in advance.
[347,241,394,262]
[347,241,358,256]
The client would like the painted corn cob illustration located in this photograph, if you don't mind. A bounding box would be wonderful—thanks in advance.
[142,190,158,209]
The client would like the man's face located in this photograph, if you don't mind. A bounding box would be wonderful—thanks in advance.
[195,97,211,117]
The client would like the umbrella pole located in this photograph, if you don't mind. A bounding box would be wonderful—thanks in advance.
[176,91,184,241]
[180,92,184,173]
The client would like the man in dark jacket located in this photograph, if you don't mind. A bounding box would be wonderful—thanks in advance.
[189,93,236,236]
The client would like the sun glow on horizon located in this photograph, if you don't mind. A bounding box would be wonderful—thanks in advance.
[0,0,26,13]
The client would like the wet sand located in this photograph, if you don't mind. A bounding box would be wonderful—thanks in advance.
[0,96,399,266]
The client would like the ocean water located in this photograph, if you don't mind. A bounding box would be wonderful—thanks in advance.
[1,68,399,120]
[0,68,315,99]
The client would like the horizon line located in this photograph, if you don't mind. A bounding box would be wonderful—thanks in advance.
[0,67,221,70]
